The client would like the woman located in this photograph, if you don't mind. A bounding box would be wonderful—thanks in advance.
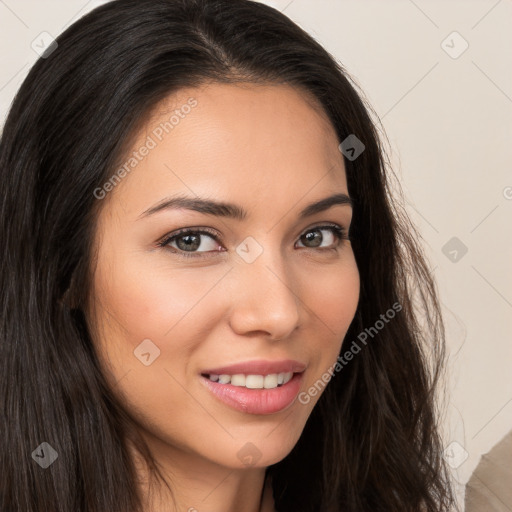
[0,0,455,510]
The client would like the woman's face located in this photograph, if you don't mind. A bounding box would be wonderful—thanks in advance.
[88,82,360,470]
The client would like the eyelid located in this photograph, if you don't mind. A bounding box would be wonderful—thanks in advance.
[159,226,219,243]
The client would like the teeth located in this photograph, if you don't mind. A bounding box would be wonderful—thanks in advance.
[263,374,278,389]
[206,372,293,389]
[231,374,246,386]
[245,375,264,388]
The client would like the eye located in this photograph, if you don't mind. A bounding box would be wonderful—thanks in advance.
[158,227,222,258]
[295,224,348,250]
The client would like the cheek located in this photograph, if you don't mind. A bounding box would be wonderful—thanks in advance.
[93,252,226,347]
[303,255,360,339]
[89,256,219,430]
[89,248,234,403]
[299,255,360,388]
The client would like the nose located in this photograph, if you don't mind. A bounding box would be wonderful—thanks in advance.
[228,248,301,341]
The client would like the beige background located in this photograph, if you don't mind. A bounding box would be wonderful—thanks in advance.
[1,1,511,509]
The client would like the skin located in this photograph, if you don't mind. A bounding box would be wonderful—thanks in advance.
[87,82,360,512]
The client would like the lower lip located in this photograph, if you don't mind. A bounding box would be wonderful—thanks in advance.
[200,373,304,415]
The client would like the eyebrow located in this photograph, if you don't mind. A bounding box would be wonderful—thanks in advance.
[138,192,352,221]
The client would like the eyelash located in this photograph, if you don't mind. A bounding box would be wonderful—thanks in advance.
[157,223,350,260]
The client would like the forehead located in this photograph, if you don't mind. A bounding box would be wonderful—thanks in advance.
[106,82,348,218]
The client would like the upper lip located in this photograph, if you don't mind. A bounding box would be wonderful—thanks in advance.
[201,359,306,376]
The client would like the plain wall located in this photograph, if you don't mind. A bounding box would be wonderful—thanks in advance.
[1,1,511,509]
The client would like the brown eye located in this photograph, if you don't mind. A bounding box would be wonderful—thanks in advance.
[296,225,346,249]
[159,228,222,258]
[173,232,203,251]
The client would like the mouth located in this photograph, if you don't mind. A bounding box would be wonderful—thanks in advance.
[199,359,306,415]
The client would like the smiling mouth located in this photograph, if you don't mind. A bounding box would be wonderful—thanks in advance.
[199,370,304,415]
[200,371,294,389]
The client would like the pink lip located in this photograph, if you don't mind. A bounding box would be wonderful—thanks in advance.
[200,371,305,415]
[200,359,306,376]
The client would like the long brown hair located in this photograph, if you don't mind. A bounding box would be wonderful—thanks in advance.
[0,0,455,510]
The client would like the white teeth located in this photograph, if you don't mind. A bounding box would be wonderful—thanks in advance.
[230,374,246,386]
[263,374,278,389]
[206,371,294,388]
[245,375,264,389]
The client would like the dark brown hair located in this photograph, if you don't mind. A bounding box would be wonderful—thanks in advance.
[0,0,455,510]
